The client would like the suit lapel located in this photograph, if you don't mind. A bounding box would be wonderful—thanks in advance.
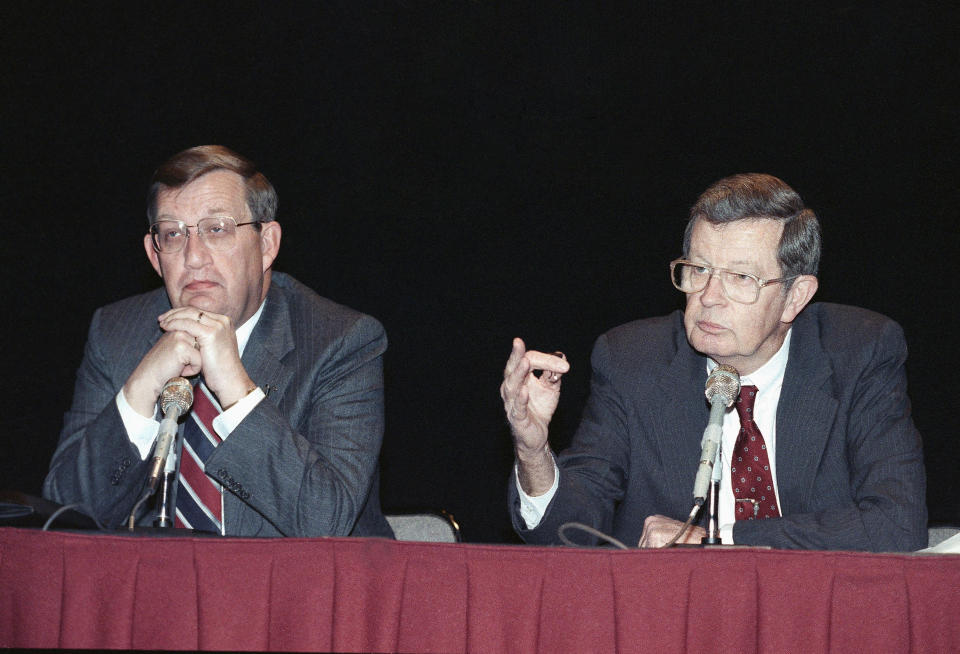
[774,308,837,514]
[653,323,710,488]
[128,290,171,378]
[241,280,296,403]
[222,280,296,535]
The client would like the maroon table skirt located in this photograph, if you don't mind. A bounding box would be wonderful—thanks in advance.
[2,527,958,652]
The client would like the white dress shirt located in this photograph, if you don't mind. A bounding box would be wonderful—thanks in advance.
[517,329,793,545]
[118,301,267,460]
[713,328,790,543]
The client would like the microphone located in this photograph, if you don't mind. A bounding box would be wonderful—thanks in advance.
[692,364,740,502]
[146,377,194,493]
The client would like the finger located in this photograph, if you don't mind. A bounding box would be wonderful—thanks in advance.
[502,355,532,400]
[639,515,660,549]
[160,311,229,339]
[682,528,702,545]
[540,366,563,385]
[158,308,229,329]
[503,337,527,379]
[157,307,202,322]
[159,318,207,340]
[524,350,570,375]
[174,330,203,363]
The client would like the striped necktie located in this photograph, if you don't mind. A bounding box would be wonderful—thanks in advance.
[174,380,223,533]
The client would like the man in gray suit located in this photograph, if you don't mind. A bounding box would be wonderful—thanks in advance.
[501,173,926,551]
[43,145,393,538]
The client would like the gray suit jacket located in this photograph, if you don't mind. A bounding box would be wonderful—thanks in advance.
[510,303,927,551]
[43,272,393,538]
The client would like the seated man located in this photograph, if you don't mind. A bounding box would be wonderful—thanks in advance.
[501,173,926,551]
[44,145,393,537]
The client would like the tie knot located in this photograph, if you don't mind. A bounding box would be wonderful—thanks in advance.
[735,384,759,422]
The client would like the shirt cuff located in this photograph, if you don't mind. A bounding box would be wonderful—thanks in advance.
[117,389,160,460]
[515,458,560,530]
[212,387,266,439]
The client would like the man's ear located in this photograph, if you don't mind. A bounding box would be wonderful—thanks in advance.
[260,221,282,272]
[143,234,163,277]
[780,275,818,323]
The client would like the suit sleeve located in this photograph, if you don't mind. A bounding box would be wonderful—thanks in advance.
[203,314,387,537]
[509,334,631,545]
[42,308,154,528]
[733,320,927,551]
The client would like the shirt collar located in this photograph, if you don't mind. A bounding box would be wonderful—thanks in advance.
[706,327,792,390]
[235,299,266,357]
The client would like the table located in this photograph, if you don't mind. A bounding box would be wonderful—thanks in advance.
[2,527,959,652]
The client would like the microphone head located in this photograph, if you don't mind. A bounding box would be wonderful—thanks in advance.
[161,376,194,415]
[704,364,740,407]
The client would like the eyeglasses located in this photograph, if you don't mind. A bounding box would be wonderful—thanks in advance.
[669,259,796,305]
[149,216,261,254]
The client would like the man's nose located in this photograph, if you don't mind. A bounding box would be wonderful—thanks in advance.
[699,272,726,305]
[183,228,211,266]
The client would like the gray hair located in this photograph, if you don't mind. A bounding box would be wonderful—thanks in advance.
[682,173,821,278]
[146,145,277,226]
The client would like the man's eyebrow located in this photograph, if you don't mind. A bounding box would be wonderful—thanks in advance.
[687,253,757,266]
[155,207,234,221]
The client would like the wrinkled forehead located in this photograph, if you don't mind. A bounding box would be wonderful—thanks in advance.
[687,218,783,273]
[154,170,250,223]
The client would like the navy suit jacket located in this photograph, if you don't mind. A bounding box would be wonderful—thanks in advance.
[510,303,927,551]
[43,272,393,538]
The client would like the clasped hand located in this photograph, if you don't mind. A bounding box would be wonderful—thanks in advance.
[123,308,254,417]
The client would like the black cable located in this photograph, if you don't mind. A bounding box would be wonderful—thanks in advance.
[41,503,106,531]
[558,522,630,550]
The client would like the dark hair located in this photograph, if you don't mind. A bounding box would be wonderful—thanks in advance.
[682,173,821,278]
[146,145,277,225]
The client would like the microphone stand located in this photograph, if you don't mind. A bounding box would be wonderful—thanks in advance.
[130,377,192,531]
[154,436,181,528]
[700,445,723,545]
[702,480,722,545]
[154,470,176,528]
[701,438,723,545]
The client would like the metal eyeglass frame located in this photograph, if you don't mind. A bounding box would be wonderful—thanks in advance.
[149,216,262,253]
[669,258,797,305]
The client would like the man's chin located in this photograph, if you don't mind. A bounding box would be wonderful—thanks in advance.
[688,332,732,361]
[177,294,224,315]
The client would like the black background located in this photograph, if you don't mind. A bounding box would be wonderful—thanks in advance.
[2,2,956,542]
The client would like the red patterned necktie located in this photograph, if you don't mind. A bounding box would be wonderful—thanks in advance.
[731,385,780,520]
[174,381,223,533]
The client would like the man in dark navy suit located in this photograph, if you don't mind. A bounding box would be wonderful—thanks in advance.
[502,173,926,551]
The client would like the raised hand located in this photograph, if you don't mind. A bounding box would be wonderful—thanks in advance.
[500,337,569,495]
